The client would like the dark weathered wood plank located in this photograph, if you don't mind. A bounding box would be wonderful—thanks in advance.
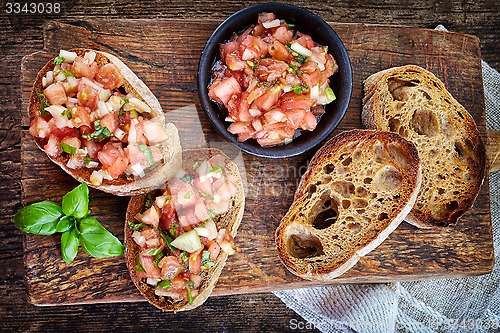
[19,19,492,306]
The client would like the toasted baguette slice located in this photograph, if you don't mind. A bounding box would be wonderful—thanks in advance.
[276,130,421,281]
[28,49,182,196]
[125,148,245,311]
[362,65,486,227]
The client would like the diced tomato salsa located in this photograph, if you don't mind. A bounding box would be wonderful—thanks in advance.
[129,155,237,304]
[208,12,339,147]
[29,49,168,185]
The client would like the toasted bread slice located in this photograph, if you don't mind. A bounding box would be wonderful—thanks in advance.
[362,65,486,227]
[28,49,182,196]
[125,148,245,311]
[275,130,421,281]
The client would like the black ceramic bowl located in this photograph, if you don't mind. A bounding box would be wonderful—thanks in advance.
[197,3,352,158]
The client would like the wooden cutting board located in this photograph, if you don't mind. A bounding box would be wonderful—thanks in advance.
[20,19,493,306]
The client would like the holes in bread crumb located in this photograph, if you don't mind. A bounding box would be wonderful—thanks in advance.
[373,165,403,192]
[363,177,373,184]
[355,186,369,198]
[311,194,339,230]
[342,156,353,166]
[388,78,417,101]
[410,107,439,136]
[388,118,400,133]
[387,142,412,169]
[342,199,351,209]
[353,198,368,209]
[323,163,335,174]
[332,181,355,198]
[287,234,324,259]
[306,184,317,199]
[445,200,459,212]
[347,222,361,233]
[378,212,389,221]
[437,188,445,195]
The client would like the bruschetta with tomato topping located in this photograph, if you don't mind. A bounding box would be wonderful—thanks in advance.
[125,148,245,311]
[28,49,182,195]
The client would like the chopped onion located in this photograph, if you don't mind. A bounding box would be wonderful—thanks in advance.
[128,118,139,143]
[96,100,111,118]
[310,84,319,100]
[219,240,235,255]
[155,195,169,209]
[154,289,181,298]
[284,137,293,145]
[224,117,235,123]
[55,71,66,82]
[59,49,78,63]
[283,85,292,93]
[99,89,111,101]
[128,97,151,113]
[114,128,125,140]
[86,160,99,168]
[262,19,281,29]
[107,95,124,112]
[195,220,218,241]
[81,76,103,91]
[252,118,263,132]
[249,108,261,117]
[67,97,78,104]
[90,170,103,186]
[67,76,78,88]
[130,163,145,178]
[146,278,159,286]
[132,230,146,247]
[83,50,96,64]
[42,71,53,87]
[46,105,71,128]
[290,42,313,57]
[175,168,187,179]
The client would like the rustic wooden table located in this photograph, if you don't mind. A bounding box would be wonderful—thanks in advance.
[1,1,499,332]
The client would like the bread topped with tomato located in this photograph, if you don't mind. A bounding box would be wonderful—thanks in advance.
[125,148,245,311]
[28,48,182,196]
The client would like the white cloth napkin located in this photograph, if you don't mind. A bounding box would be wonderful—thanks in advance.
[273,26,500,333]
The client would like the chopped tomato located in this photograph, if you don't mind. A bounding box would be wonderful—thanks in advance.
[251,84,282,111]
[268,40,293,61]
[97,142,122,168]
[94,63,125,90]
[100,111,119,133]
[82,138,103,160]
[208,241,221,261]
[272,26,293,45]
[71,56,98,79]
[44,82,67,105]
[71,106,92,128]
[188,250,202,275]
[159,256,182,280]
[255,59,288,83]
[280,92,311,113]
[48,119,79,139]
[208,76,241,105]
[240,35,269,60]
[302,111,317,131]
[29,116,51,139]
[296,32,315,49]
[139,253,161,279]
[77,82,99,110]
[44,134,61,158]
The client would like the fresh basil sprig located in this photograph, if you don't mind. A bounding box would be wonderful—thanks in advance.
[13,183,124,264]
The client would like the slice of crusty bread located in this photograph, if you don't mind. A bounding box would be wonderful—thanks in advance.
[124,148,245,311]
[28,48,182,196]
[362,65,486,227]
[275,130,422,281]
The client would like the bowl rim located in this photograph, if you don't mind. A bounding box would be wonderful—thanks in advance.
[197,2,352,158]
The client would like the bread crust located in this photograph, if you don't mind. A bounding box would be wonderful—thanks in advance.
[361,65,486,227]
[28,49,182,196]
[124,148,245,311]
[276,130,422,281]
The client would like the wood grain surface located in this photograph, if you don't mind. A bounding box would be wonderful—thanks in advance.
[19,19,493,306]
[2,1,499,332]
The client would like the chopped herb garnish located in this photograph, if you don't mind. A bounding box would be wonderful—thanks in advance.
[251,60,259,71]
[54,55,65,65]
[61,108,72,120]
[121,96,129,104]
[186,284,193,305]
[153,251,164,268]
[135,252,145,272]
[290,85,309,94]
[271,46,275,50]
[81,120,111,141]
[288,63,305,74]
[198,190,215,201]
[159,230,177,253]
[169,222,177,238]
[202,250,214,268]
[129,109,139,118]
[181,174,193,183]
[184,190,193,200]
[33,87,50,117]
[148,247,163,256]
[138,144,155,166]
[118,108,126,117]
[144,193,153,210]
[188,280,195,288]
[210,165,224,174]
[208,209,216,219]
[287,23,296,29]
[61,69,75,77]
[158,280,171,289]
[127,220,145,231]
[192,161,202,171]
[263,82,269,88]
[180,251,189,266]
[84,157,91,165]
[60,143,76,155]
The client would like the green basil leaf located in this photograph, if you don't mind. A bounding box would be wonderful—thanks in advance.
[186,284,193,305]
[135,252,145,272]
[78,217,124,258]
[148,247,163,256]
[54,55,65,65]
[60,142,77,155]
[62,183,89,219]
[13,201,63,235]
[159,230,177,253]
[158,279,171,289]
[33,87,50,117]
[56,215,76,233]
[127,220,145,231]
[201,250,214,268]
[61,228,80,264]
